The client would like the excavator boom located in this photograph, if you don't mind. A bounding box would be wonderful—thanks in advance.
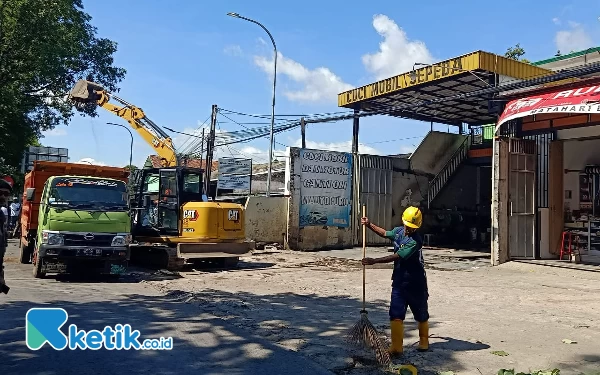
[69,79,178,167]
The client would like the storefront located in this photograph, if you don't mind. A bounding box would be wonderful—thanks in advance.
[492,79,600,265]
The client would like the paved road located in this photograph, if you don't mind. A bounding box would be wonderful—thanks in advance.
[0,240,332,375]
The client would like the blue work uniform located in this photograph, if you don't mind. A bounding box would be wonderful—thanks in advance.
[385,226,429,322]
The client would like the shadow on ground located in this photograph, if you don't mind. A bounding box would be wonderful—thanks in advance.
[0,280,494,375]
[156,288,493,375]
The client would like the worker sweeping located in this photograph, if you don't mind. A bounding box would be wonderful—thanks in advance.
[361,206,429,355]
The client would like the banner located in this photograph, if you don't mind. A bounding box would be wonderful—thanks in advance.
[298,149,352,227]
[496,84,600,134]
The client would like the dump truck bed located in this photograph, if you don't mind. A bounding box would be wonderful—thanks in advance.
[21,161,130,236]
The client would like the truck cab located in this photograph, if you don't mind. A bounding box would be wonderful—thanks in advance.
[20,162,132,278]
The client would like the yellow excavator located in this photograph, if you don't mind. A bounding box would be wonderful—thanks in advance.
[68,79,254,269]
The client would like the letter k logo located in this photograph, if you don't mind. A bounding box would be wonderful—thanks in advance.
[26,308,69,350]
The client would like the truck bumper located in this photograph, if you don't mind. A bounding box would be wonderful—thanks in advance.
[38,245,129,275]
[176,240,255,260]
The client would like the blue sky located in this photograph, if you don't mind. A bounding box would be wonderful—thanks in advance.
[42,0,600,167]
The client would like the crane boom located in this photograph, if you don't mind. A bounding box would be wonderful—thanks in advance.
[68,80,179,167]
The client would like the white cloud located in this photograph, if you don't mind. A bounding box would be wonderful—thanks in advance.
[43,128,67,136]
[399,145,416,154]
[76,157,106,166]
[257,37,268,46]
[552,17,561,25]
[362,14,435,81]
[224,44,243,56]
[253,52,353,104]
[555,22,594,53]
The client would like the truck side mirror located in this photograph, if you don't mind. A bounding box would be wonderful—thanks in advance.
[143,195,151,208]
[26,188,35,202]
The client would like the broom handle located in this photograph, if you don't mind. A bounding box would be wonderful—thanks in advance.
[362,204,366,311]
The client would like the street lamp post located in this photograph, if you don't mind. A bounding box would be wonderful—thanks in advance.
[106,122,134,168]
[227,12,277,197]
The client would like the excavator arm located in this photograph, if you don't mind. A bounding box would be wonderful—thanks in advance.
[68,80,179,167]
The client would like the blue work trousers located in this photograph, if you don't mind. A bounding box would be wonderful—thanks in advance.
[389,283,429,322]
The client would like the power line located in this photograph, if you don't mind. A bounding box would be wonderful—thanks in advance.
[218,111,289,148]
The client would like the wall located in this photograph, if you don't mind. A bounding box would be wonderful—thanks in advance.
[244,196,288,244]
[430,164,479,210]
[561,137,600,210]
[409,131,468,175]
[249,171,286,195]
[285,147,353,251]
[390,157,428,228]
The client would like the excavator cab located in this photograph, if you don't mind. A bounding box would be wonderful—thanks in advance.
[131,167,205,239]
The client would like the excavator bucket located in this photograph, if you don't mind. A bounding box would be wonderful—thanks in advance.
[68,79,105,104]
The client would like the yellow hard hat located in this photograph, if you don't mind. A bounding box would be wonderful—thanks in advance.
[402,206,422,229]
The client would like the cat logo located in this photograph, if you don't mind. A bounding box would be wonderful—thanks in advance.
[183,210,198,221]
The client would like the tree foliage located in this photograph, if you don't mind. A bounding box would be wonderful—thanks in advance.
[0,0,126,175]
[505,43,531,64]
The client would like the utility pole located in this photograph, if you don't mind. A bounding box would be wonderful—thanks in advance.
[205,105,217,198]
[199,128,205,166]
[351,109,359,154]
[300,117,306,148]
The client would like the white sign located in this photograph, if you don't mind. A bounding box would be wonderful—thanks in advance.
[298,149,352,227]
[217,174,251,190]
[218,158,252,175]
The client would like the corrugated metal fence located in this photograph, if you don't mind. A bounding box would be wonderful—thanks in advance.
[353,154,394,246]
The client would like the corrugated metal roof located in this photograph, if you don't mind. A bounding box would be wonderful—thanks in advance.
[532,47,600,66]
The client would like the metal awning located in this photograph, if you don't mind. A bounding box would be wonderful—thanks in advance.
[495,80,600,134]
[338,51,553,126]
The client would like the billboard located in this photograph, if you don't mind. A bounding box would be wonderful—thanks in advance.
[21,146,68,173]
[217,158,252,192]
[298,149,352,227]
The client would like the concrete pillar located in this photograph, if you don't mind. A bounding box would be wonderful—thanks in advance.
[491,137,510,265]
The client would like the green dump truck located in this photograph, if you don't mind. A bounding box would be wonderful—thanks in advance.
[20,161,131,278]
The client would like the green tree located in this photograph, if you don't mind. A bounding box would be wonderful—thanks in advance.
[505,43,531,64]
[0,0,126,175]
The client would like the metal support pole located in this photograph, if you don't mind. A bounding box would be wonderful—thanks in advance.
[199,128,205,167]
[352,109,360,154]
[205,105,217,199]
[300,117,306,148]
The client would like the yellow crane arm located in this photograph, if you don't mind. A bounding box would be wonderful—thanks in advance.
[68,80,178,167]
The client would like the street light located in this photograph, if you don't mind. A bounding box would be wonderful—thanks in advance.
[228,12,277,197]
[106,122,134,168]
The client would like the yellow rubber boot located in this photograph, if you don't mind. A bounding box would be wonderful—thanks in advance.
[388,319,404,355]
[417,321,429,352]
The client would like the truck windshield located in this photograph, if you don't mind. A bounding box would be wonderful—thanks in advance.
[48,177,127,209]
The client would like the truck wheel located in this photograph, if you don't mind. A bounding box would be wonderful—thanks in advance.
[32,256,46,279]
[19,242,31,264]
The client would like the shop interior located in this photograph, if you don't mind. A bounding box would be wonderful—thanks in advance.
[557,126,600,261]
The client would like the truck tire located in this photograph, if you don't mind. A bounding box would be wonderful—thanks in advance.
[32,256,46,279]
[19,241,31,264]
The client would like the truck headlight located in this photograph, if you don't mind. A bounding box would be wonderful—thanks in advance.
[42,230,64,246]
[111,234,131,247]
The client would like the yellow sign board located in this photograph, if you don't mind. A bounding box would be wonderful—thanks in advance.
[337,51,553,108]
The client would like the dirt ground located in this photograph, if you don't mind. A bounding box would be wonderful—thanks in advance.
[136,249,600,375]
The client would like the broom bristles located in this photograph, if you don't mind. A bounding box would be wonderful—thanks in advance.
[346,313,391,366]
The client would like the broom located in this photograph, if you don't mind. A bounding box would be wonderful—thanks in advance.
[346,205,391,366]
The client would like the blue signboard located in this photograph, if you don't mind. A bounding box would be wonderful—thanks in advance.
[298,149,352,227]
